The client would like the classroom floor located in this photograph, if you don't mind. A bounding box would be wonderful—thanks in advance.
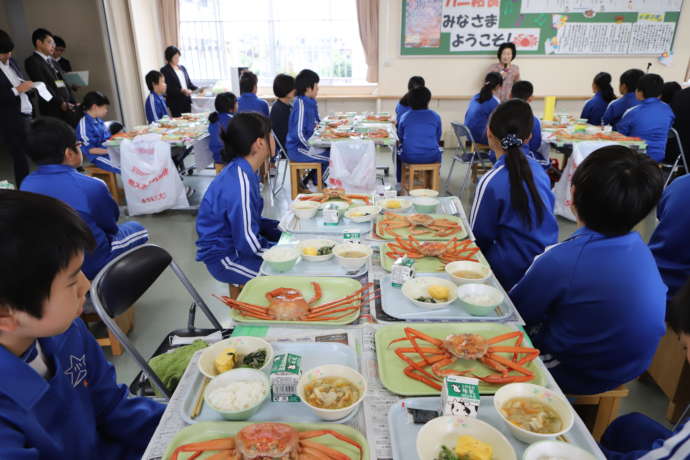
[0,145,673,430]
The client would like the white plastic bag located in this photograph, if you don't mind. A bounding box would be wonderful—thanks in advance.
[327,139,376,193]
[553,140,616,221]
[120,133,189,216]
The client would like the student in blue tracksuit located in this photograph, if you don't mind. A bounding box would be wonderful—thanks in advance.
[286,69,328,188]
[396,86,442,183]
[464,72,502,145]
[196,112,281,287]
[237,71,269,117]
[21,118,149,280]
[510,145,666,395]
[470,99,558,291]
[509,80,550,169]
[581,72,616,125]
[0,190,164,460]
[208,91,237,170]
[76,91,119,174]
[600,278,690,459]
[602,68,644,128]
[617,73,676,163]
[395,75,425,123]
[144,70,169,123]
[649,174,690,302]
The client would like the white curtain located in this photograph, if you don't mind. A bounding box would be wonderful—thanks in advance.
[356,0,379,83]
[159,0,180,47]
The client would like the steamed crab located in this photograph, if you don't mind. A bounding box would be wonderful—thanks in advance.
[378,213,462,238]
[386,235,480,264]
[298,187,371,205]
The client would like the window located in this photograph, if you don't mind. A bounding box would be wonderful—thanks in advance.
[179,0,368,86]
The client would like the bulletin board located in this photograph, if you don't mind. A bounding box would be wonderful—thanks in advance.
[401,0,684,56]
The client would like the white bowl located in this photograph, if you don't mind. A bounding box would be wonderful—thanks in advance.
[378,198,412,212]
[345,205,381,223]
[297,239,336,262]
[297,364,367,421]
[204,368,270,420]
[494,383,575,444]
[416,415,517,460]
[409,188,439,198]
[319,201,350,212]
[291,200,320,219]
[402,277,458,309]
[445,261,492,285]
[456,283,504,316]
[261,246,301,273]
[198,336,275,378]
[333,243,372,271]
[523,440,597,460]
[412,197,440,213]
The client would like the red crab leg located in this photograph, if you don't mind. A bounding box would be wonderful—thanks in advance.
[307,284,374,311]
[306,282,322,305]
[389,327,444,347]
[394,348,446,379]
[473,373,535,384]
[305,291,379,320]
[485,352,535,377]
[218,298,271,316]
[404,366,442,391]
[486,330,524,345]
[170,439,235,460]
[300,440,350,460]
[300,430,363,460]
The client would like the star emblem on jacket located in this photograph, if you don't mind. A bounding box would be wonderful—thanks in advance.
[64,354,88,387]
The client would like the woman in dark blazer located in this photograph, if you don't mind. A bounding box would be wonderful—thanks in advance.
[160,46,198,117]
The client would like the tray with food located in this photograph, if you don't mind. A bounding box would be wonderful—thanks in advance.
[180,338,365,426]
[375,213,468,241]
[389,395,600,460]
[379,272,516,322]
[380,237,484,272]
[259,241,368,277]
[215,276,377,326]
[375,323,546,396]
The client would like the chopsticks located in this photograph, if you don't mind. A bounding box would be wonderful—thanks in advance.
[191,377,210,419]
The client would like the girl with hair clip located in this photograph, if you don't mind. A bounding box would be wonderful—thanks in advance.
[76,91,119,174]
[581,72,616,125]
[395,75,425,122]
[196,112,281,291]
[464,72,502,145]
[470,99,558,290]
[208,91,237,172]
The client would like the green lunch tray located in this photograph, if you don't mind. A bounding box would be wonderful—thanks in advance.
[163,421,369,460]
[379,240,488,272]
[375,214,468,241]
[375,323,546,396]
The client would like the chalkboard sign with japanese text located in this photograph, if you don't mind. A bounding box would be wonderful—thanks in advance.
[401,0,683,56]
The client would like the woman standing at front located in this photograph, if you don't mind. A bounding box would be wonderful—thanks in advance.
[487,42,520,103]
[160,46,198,117]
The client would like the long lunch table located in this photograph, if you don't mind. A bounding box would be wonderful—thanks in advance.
[142,195,606,460]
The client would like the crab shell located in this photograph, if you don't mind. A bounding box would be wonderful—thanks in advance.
[236,423,300,459]
[443,333,489,360]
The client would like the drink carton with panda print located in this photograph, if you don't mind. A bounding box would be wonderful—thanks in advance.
[441,375,480,417]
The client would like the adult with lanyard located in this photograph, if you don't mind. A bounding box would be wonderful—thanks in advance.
[0,30,34,187]
[487,42,520,103]
[160,46,198,117]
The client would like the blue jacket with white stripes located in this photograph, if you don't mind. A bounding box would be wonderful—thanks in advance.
[603,418,690,460]
[208,112,233,164]
[237,93,269,117]
[464,94,500,145]
[76,113,112,163]
[602,91,639,129]
[616,97,675,162]
[580,91,610,126]
[470,154,558,290]
[509,227,666,395]
[195,157,280,284]
[145,92,168,124]
[397,108,442,159]
[20,164,125,279]
[649,174,690,302]
[286,95,321,162]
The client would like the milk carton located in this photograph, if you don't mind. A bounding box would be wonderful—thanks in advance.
[270,353,302,402]
[441,376,480,417]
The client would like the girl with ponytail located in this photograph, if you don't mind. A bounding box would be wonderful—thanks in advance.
[196,112,281,288]
[469,99,558,290]
[464,72,503,145]
[581,72,617,125]
[208,91,237,172]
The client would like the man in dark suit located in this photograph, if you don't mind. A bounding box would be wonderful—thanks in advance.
[52,36,72,73]
[0,30,34,187]
[24,28,79,126]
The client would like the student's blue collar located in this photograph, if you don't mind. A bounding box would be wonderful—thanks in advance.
[241,93,258,99]
[570,226,636,241]
[36,164,75,174]
[641,97,659,105]
[231,157,256,178]
[493,154,507,167]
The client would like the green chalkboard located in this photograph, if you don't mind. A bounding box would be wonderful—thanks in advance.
[401,0,682,56]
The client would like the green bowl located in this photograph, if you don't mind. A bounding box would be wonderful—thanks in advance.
[204,368,270,420]
[455,283,504,316]
[262,246,300,273]
[412,197,439,213]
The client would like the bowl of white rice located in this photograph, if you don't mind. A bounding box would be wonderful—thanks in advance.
[204,368,269,420]
[455,283,504,316]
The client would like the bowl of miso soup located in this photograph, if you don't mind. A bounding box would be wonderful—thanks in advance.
[445,260,492,285]
[493,383,574,444]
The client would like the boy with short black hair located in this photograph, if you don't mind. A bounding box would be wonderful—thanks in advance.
[510,145,666,395]
[0,189,164,459]
[617,73,675,162]
[509,80,548,168]
[602,68,644,128]
[237,70,269,117]
[20,117,149,280]
[396,86,441,183]
[52,35,71,73]
[144,69,169,123]
[270,73,295,153]
[600,277,690,457]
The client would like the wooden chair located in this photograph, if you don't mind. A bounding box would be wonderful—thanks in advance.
[84,165,123,204]
[401,162,441,194]
[289,161,323,199]
[81,307,135,356]
[569,384,630,441]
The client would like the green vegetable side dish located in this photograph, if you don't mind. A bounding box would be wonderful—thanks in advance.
[240,350,267,369]
[436,445,471,460]
[318,245,334,256]
[415,296,437,304]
